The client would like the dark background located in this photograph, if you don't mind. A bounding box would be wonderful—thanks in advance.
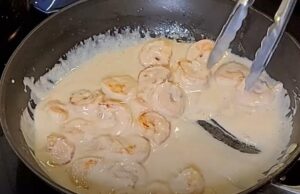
[0,0,300,67]
[0,0,300,194]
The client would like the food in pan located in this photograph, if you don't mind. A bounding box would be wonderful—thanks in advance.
[21,32,292,194]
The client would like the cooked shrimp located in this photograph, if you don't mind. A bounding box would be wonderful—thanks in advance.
[95,135,151,162]
[145,181,171,194]
[172,59,210,92]
[212,62,276,109]
[137,65,171,104]
[96,100,132,132]
[128,98,151,118]
[61,118,92,142]
[70,90,105,115]
[92,89,105,104]
[63,118,91,130]
[138,111,171,146]
[236,80,281,107]
[213,62,249,88]
[136,86,155,106]
[107,161,147,189]
[44,100,69,122]
[139,39,172,67]
[138,65,171,87]
[46,133,75,165]
[101,75,137,102]
[69,157,110,189]
[170,166,205,194]
[186,39,214,65]
[70,158,146,190]
[152,82,186,118]
[69,89,96,105]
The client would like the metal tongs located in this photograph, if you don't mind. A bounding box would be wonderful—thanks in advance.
[207,0,297,90]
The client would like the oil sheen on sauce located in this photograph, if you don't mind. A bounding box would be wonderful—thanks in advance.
[27,37,292,194]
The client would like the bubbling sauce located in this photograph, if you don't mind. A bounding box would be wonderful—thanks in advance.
[22,36,292,194]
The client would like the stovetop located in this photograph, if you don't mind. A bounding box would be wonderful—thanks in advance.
[0,1,300,194]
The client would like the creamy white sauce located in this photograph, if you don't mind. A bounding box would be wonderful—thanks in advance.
[21,33,293,194]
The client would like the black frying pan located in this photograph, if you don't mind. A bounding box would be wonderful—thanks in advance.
[1,0,300,193]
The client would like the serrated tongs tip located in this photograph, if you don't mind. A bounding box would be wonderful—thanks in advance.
[207,0,296,91]
[245,0,297,90]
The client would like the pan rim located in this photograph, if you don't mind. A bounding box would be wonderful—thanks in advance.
[0,0,300,194]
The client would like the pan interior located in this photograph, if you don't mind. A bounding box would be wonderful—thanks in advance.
[20,26,295,194]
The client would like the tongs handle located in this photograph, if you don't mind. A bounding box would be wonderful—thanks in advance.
[207,0,255,68]
[245,0,297,90]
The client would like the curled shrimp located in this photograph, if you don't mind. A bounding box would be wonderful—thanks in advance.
[63,118,91,130]
[213,62,249,88]
[69,156,110,189]
[138,111,171,146]
[152,82,186,118]
[172,59,210,92]
[46,133,75,166]
[137,65,171,104]
[101,75,137,102]
[70,159,147,190]
[94,135,151,162]
[69,89,96,105]
[139,39,172,67]
[92,89,105,104]
[186,39,214,65]
[61,118,92,142]
[107,161,147,189]
[44,100,69,122]
[236,80,281,107]
[170,166,205,194]
[128,98,151,118]
[96,100,132,132]
[138,65,171,87]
